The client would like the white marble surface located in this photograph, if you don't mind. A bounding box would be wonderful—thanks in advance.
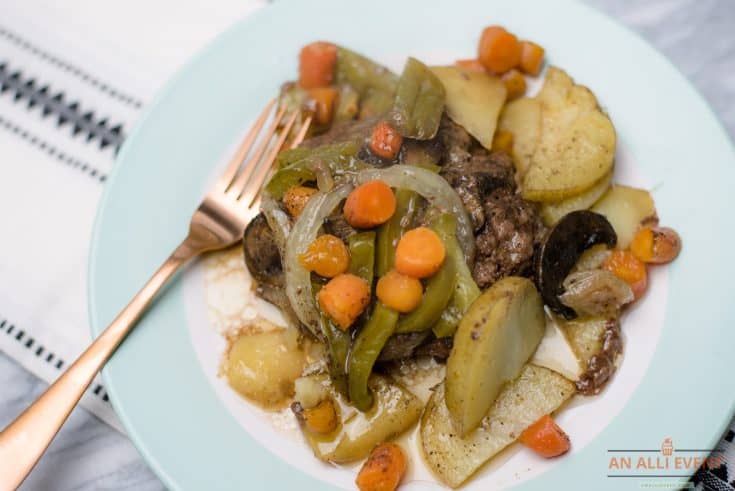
[1,0,733,489]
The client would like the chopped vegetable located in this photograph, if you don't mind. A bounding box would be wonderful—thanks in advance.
[603,250,647,299]
[335,47,398,96]
[492,128,514,154]
[375,189,419,276]
[348,302,399,410]
[478,26,521,74]
[344,180,397,229]
[355,443,407,491]
[296,374,422,463]
[286,185,354,336]
[431,66,507,150]
[535,210,617,319]
[335,84,360,121]
[355,165,475,267]
[497,96,542,174]
[299,42,338,89]
[267,141,362,199]
[559,269,634,317]
[299,234,350,278]
[519,41,545,76]
[369,121,403,160]
[395,256,456,333]
[282,185,318,218]
[348,232,376,283]
[540,171,613,226]
[591,184,657,249]
[630,226,681,264]
[519,415,571,458]
[454,58,485,72]
[318,273,371,329]
[429,214,480,338]
[501,68,527,100]
[376,270,423,313]
[446,277,545,436]
[394,227,446,279]
[303,398,339,434]
[359,90,395,119]
[320,315,351,395]
[307,86,338,125]
[390,57,445,140]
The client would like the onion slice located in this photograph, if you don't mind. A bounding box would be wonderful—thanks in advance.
[355,165,475,264]
[285,184,354,336]
[261,194,291,256]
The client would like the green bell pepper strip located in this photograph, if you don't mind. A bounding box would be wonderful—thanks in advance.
[375,189,419,277]
[430,213,481,338]
[265,142,364,199]
[348,232,376,284]
[335,47,398,97]
[334,84,360,122]
[348,302,399,411]
[319,314,351,396]
[390,58,445,140]
[358,89,395,119]
[395,256,457,333]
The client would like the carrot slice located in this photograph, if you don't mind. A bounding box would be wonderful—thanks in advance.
[376,270,423,313]
[356,443,407,491]
[369,121,403,160]
[454,58,486,72]
[519,41,545,76]
[520,415,571,458]
[501,69,527,100]
[317,273,370,329]
[343,180,397,229]
[395,227,446,279]
[299,41,337,89]
[603,250,648,299]
[478,26,521,74]
[307,87,338,125]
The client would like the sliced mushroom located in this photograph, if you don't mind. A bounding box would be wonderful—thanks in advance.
[535,210,616,319]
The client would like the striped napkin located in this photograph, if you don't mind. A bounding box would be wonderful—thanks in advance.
[0,1,731,489]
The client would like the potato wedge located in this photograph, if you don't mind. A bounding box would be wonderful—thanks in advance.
[446,277,545,436]
[540,170,613,226]
[297,374,422,463]
[591,184,657,249]
[521,67,616,202]
[431,66,507,149]
[421,365,575,488]
[498,97,542,175]
[563,316,610,365]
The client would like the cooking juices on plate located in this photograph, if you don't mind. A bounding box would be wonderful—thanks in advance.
[217,23,682,490]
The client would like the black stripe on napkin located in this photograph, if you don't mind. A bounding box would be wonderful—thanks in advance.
[0,114,107,182]
[0,315,111,404]
[0,62,125,152]
[0,24,144,109]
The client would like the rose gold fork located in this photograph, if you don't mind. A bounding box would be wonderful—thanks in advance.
[0,100,312,490]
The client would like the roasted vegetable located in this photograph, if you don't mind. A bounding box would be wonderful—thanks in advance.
[376,270,423,313]
[563,316,622,395]
[630,226,681,264]
[266,142,363,199]
[224,326,306,409]
[369,120,403,160]
[497,97,541,175]
[348,302,399,411]
[335,84,360,121]
[421,365,575,488]
[318,273,371,329]
[396,257,456,333]
[336,47,398,119]
[559,269,634,317]
[430,213,481,338]
[296,374,422,463]
[535,210,617,319]
[431,66,506,149]
[521,67,616,202]
[348,232,376,283]
[591,184,657,249]
[394,226,446,279]
[540,170,613,226]
[355,443,407,491]
[319,315,351,395]
[519,414,570,458]
[390,57,445,140]
[344,180,397,229]
[375,189,419,276]
[446,277,545,436]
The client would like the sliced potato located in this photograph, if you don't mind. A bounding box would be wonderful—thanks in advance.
[522,67,616,202]
[431,66,507,149]
[530,315,582,381]
[298,374,422,463]
[421,365,575,488]
[446,277,545,436]
[498,97,542,175]
[540,171,613,226]
[591,184,657,249]
[562,316,609,365]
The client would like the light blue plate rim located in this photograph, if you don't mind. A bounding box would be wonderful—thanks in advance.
[89,1,735,489]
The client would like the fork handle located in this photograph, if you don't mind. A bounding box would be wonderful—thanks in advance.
[0,238,200,490]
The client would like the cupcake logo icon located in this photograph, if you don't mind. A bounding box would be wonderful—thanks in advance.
[661,438,674,457]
